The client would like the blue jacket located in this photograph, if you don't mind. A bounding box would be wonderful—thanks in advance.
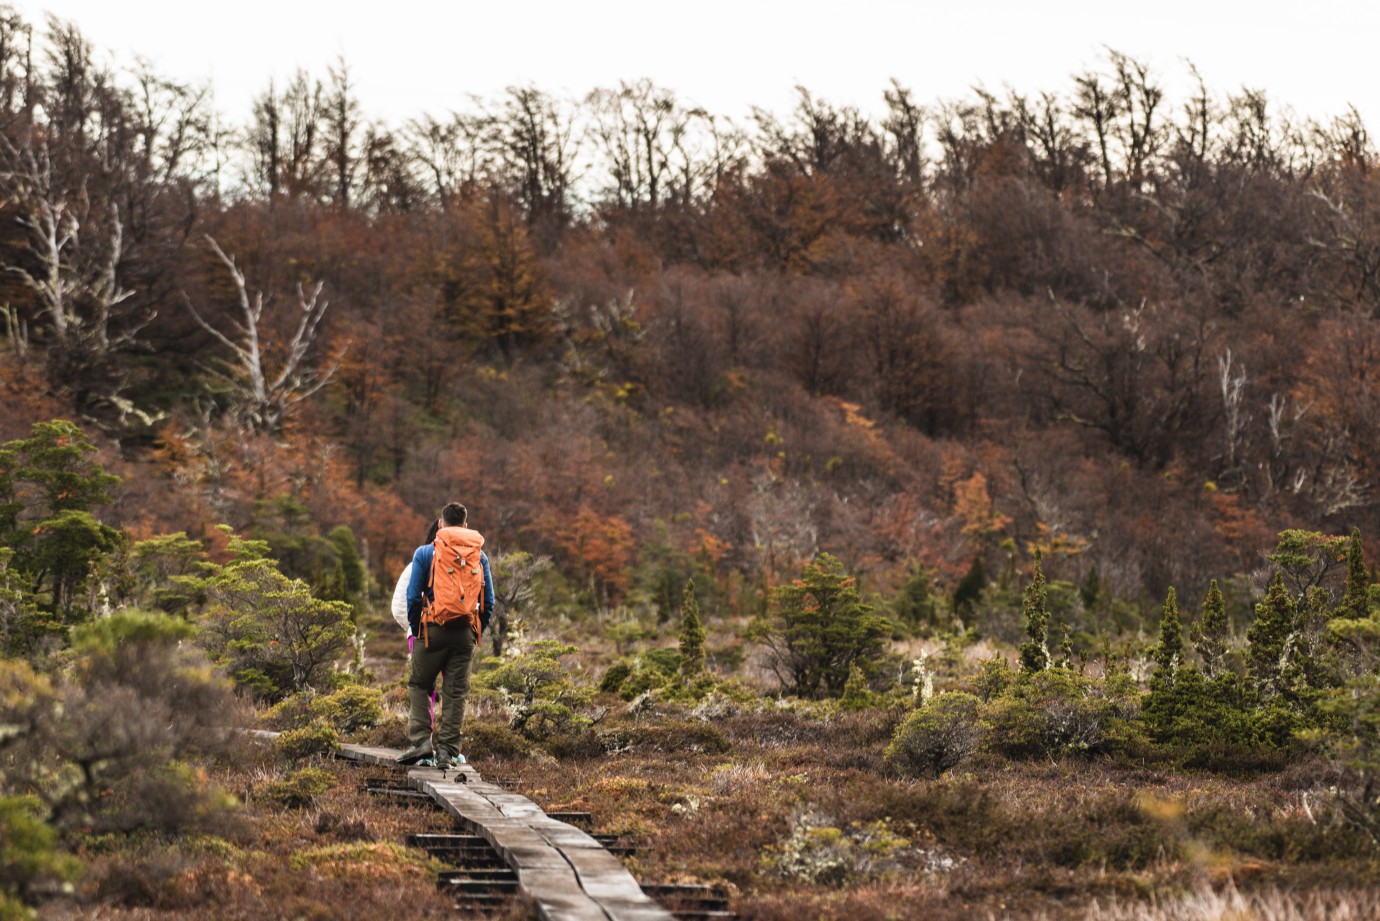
[406,543,496,637]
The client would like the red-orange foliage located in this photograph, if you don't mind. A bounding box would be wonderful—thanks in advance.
[547,505,635,604]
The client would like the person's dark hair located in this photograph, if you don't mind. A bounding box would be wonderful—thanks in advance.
[424,518,441,544]
[440,502,467,527]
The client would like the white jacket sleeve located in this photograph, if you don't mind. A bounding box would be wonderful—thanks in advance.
[391,563,412,633]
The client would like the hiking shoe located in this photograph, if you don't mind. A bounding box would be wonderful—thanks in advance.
[396,740,433,765]
[435,749,466,769]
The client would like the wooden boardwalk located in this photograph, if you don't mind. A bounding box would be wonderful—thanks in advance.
[339,743,677,921]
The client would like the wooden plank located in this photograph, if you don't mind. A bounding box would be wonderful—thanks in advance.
[412,778,505,824]
[562,848,674,918]
[496,802,548,819]
[531,892,618,921]
[336,743,409,766]
[515,869,613,921]
[484,838,569,872]
[532,823,606,850]
[598,899,683,921]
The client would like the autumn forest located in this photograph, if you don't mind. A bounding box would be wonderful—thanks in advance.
[3,7,1380,920]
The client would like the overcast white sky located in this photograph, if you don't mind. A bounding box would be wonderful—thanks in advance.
[7,0,1379,130]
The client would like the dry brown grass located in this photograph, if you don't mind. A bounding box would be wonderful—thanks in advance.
[1065,884,1380,921]
[33,678,1377,921]
[41,755,462,920]
[477,705,1375,918]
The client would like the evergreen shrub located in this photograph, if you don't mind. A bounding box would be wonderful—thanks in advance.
[885,692,984,778]
[983,668,1141,759]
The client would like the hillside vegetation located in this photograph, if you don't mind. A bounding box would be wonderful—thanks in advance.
[2,10,1380,920]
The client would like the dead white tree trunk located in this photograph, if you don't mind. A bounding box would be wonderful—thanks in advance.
[1,135,146,360]
[184,235,343,432]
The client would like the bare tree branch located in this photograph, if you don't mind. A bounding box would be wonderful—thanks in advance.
[187,235,346,431]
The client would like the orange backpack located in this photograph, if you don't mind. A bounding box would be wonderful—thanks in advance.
[421,526,486,645]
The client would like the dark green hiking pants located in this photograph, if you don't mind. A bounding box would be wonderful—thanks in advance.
[407,621,477,756]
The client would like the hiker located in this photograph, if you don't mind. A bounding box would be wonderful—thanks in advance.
[397,502,495,768]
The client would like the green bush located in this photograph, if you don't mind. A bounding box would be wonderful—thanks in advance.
[2,615,244,837]
[746,554,892,698]
[598,661,634,694]
[886,692,984,778]
[983,668,1140,759]
[521,701,592,741]
[1143,667,1291,752]
[642,647,682,675]
[463,721,537,759]
[263,692,316,731]
[840,662,880,711]
[265,685,384,736]
[312,686,383,733]
[274,723,340,762]
[71,607,197,654]
[262,767,337,809]
[0,796,81,920]
[601,649,686,701]
[197,532,356,702]
[763,816,913,886]
[973,654,1015,702]
[477,640,592,741]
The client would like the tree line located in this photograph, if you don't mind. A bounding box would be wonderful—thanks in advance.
[3,9,1380,619]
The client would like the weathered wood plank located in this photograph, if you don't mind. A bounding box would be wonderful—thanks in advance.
[532,823,606,850]
[598,899,685,921]
[335,742,412,766]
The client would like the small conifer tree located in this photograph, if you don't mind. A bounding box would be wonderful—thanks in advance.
[0,420,123,618]
[747,554,890,698]
[679,578,706,676]
[198,529,356,700]
[0,549,61,660]
[1142,587,1188,742]
[1247,573,1297,698]
[1019,550,1049,672]
[894,564,939,628]
[1342,528,1369,620]
[1267,529,1347,601]
[1153,586,1183,675]
[840,661,874,710]
[1191,580,1229,678]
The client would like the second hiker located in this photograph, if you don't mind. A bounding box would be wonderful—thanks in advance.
[397,501,495,767]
